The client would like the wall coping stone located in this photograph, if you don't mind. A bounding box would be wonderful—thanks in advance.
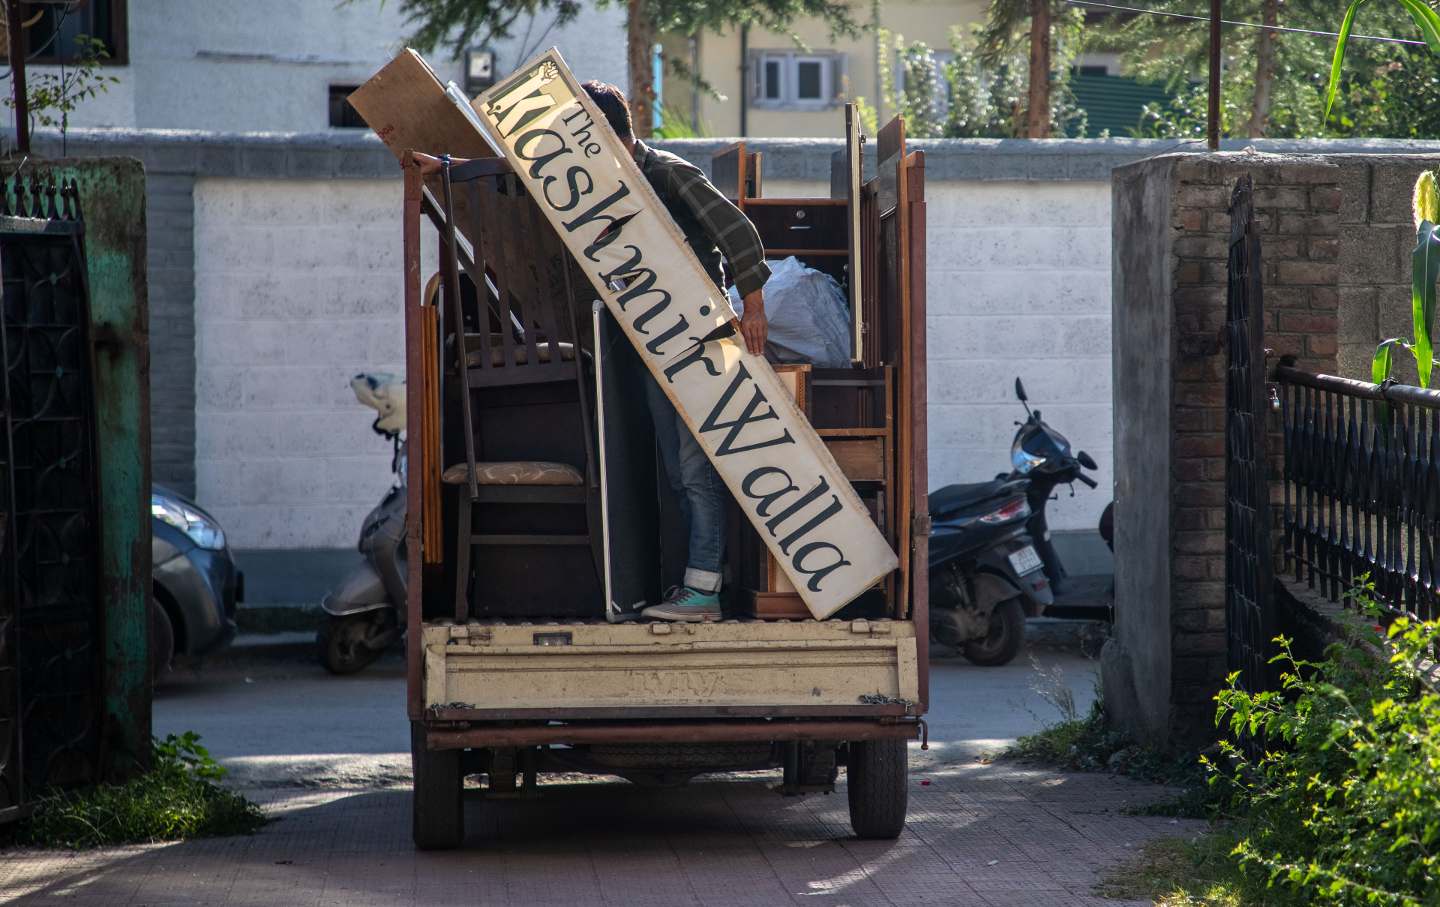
[19,128,1440,183]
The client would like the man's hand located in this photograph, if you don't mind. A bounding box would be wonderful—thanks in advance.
[739,289,767,356]
[410,151,469,175]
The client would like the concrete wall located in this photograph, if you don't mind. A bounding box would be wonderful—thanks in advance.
[192,179,432,548]
[34,0,627,133]
[1335,155,1440,383]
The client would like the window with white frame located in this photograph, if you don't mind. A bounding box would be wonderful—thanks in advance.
[751,51,846,109]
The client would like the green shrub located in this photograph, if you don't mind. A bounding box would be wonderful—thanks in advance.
[18,732,266,849]
[1207,589,1440,905]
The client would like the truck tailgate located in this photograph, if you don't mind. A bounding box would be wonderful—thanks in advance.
[423,619,919,717]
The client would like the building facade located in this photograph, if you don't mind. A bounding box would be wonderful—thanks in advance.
[16,0,627,132]
[659,0,985,139]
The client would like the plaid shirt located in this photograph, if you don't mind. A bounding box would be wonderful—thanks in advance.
[633,140,771,299]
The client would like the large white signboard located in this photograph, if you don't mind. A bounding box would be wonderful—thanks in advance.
[474,50,897,618]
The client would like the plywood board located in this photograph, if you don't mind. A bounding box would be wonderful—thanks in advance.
[348,50,496,162]
[473,50,897,618]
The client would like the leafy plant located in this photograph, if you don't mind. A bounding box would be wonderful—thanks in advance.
[2,35,120,139]
[1326,0,1440,122]
[653,103,706,138]
[896,40,944,138]
[17,733,266,849]
[1205,581,1440,904]
[1371,169,1440,389]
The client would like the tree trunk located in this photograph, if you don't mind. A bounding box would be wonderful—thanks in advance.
[1025,0,1052,139]
[627,0,656,139]
[1247,0,1278,138]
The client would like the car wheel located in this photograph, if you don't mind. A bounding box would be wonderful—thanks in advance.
[151,597,176,684]
[962,597,1026,667]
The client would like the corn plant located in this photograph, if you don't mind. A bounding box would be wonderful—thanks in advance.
[1325,0,1440,122]
[1372,169,1440,388]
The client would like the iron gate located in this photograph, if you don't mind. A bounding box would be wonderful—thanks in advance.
[1224,176,1276,695]
[0,176,102,823]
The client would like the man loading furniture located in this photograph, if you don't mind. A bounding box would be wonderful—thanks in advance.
[580,80,768,622]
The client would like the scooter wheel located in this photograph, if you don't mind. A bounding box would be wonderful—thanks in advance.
[962,597,1026,667]
[318,613,386,675]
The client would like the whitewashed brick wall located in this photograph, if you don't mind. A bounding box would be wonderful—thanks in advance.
[193,174,1113,549]
[927,181,1113,534]
[193,179,426,548]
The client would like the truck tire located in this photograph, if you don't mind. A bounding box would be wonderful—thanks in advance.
[962,597,1026,667]
[846,739,908,839]
[410,722,464,850]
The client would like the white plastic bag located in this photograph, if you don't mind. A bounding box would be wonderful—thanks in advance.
[728,257,852,367]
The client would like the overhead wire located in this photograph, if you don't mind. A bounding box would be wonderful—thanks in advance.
[1066,0,1428,47]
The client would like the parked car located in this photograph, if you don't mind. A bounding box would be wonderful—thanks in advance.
[151,485,242,679]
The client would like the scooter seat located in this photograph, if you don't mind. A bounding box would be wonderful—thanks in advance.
[929,479,1021,516]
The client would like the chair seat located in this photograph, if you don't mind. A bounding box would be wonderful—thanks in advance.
[442,461,584,486]
[459,336,577,368]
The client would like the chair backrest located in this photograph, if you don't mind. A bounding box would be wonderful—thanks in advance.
[441,166,582,390]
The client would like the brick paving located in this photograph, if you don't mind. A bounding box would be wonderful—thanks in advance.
[1,758,1201,906]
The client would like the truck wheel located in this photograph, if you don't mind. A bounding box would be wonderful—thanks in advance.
[846,739,908,839]
[962,597,1026,667]
[411,722,464,850]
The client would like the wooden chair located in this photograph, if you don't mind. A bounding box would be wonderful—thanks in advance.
[437,157,598,620]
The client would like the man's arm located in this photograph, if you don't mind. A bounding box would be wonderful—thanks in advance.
[666,163,770,356]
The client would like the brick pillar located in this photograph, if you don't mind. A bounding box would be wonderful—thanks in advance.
[1108,153,1340,747]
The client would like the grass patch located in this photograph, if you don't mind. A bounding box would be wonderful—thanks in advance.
[15,732,266,849]
[1097,831,1262,906]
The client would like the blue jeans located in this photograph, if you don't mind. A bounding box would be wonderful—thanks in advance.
[644,373,725,593]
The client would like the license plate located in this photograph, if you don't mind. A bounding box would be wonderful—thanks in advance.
[1008,546,1043,575]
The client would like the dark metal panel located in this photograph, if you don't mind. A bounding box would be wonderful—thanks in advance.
[1273,363,1440,622]
[0,176,105,799]
[1224,175,1275,695]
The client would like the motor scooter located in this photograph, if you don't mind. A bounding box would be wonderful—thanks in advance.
[1004,378,1113,621]
[927,479,1053,666]
[316,373,408,674]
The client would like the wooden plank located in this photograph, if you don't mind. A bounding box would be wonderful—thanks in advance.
[711,142,744,201]
[843,104,863,363]
[472,51,897,619]
[890,119,912,620]
[904,149,929,711]
[825,437,885,483]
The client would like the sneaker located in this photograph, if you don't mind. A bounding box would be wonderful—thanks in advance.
[641,586,721,622]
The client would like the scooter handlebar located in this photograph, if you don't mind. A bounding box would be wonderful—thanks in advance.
[1077,473,1098,489]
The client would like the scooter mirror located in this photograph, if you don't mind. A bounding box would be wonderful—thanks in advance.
[1077,450,1098,470]
[1014,377,1028,402]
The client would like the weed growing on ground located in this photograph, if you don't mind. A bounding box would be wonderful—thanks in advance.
[1097,831,1260,906]
[16,732,266,849]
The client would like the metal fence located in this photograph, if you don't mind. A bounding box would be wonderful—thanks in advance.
[1224,175,1277,695]
[1274,363,1440,623]
[0,174,102,823]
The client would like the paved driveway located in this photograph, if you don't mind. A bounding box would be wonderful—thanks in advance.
[0,647,1201,906]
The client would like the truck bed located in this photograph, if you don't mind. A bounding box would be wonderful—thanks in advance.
[421,617,920,721]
